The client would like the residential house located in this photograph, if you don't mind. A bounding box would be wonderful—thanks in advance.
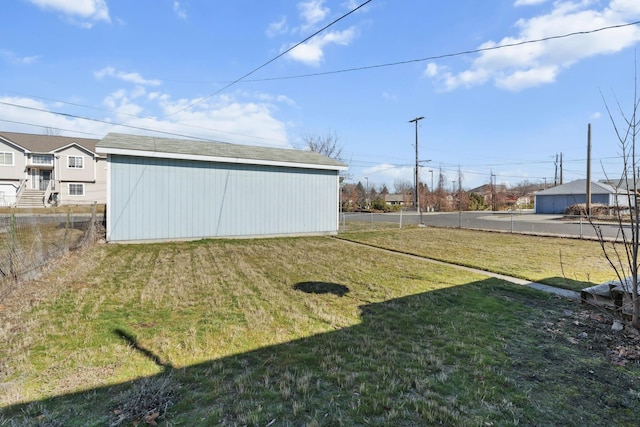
[385,193,412,206]
[0,131,106,207]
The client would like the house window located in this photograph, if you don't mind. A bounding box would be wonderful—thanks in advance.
[32,154,53,165]
[0,152,13,166]
[68,156,84,169]
[68,183,84,196]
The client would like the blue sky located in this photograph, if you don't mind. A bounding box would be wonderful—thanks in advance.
[2,0,640,191]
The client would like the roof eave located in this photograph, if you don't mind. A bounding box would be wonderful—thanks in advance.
[96,146,348,171]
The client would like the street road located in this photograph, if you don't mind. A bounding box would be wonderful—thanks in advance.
[342,211,628,241]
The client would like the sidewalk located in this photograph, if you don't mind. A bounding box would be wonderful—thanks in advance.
[337,238,580,300]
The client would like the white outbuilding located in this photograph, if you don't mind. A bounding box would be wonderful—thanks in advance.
[96,133,347,242]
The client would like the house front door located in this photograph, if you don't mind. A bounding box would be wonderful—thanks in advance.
[40,170,51,191]
[30,169,51,191]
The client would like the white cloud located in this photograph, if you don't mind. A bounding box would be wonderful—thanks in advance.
[173,1,187,20]
[94,67,162,87]
[0,50,39,65]
[382,91,397,101]
[298,0,330,32]
[495,65,559,91]
[267,16,288,37]
[424,63,439,78]
[514,0,550,6]
[427,0,640,92]
[0,96,112,136]
[0,88,292,148]
[362,163,414,187]
[287,27,358,66]
[273,0,367,66]
[27,0,110,27]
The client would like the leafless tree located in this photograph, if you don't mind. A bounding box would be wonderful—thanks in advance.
[43,127,61,136]
[593,66,640,328]
[394,179,413,206]
[434,167,449,211]
[302,131,344,162]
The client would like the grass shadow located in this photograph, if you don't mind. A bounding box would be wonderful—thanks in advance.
[293,281,350,297]
[114,328,173,371]
[3,278,640,425]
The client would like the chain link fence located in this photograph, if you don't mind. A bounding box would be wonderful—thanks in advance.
[0,205,105,294]
[339,211,623,241]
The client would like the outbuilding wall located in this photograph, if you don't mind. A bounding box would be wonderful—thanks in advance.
[534,194,611,214]
[107,155,340,242]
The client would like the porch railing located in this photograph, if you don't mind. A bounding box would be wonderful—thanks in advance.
[43,180,54,207]
[13,179,27,207]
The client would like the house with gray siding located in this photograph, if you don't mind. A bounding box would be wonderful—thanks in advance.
[96,133,348,242]
[0,131,106,207]
[534,179,626,214]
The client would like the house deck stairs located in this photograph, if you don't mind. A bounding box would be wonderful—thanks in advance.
[16,189,46,208]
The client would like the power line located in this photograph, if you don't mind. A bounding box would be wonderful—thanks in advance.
[166,0,374,116]
[0,100,232,142]
[0,90,291,146]
[0,119,104,137]
[193,20,640,84]
[2,19,637,148]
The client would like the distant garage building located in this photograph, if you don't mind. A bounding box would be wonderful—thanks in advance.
[96,133,348,242]
[534,179,623,214]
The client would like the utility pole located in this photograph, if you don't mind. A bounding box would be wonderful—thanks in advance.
[554,154,558,186]
[560,152,563,185]
[490,172,496,211]
[429,169,434,193]
[586,124,592,216]
[365,176,369,209]
[457,166,463,211]
[409,116,425,216]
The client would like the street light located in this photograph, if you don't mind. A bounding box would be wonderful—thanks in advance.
[409,116,424,215]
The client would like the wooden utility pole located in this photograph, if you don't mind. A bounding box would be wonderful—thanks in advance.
[586,124,592,216]
[409,116,424,214]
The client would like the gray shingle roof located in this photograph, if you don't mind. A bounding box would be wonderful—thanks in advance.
[535,179,618,195]
[96,133,348,170]
[0,131,100,154]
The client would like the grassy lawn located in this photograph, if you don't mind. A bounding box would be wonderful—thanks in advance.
[339,226,617,290]
[1,235,639,426]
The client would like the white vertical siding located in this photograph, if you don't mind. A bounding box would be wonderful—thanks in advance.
[107,155,340,242]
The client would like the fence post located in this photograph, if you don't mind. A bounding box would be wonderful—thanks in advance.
[64,210,70,250]
[370,211,373,229]
[580,215,583,239]
[511,212,514,233]
[399,209,403,229]
[9,213,17,280]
